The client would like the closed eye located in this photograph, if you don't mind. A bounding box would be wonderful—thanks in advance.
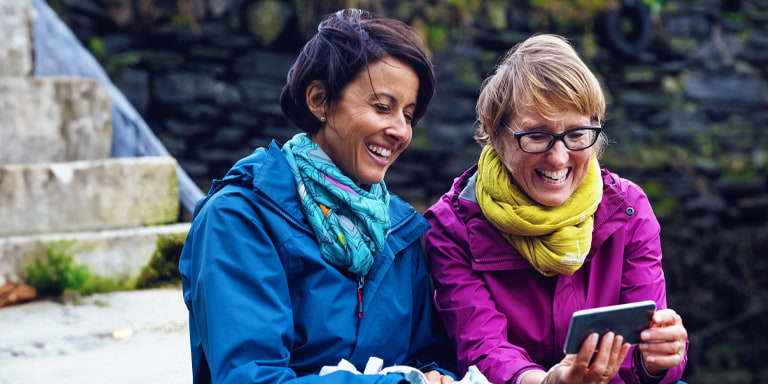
[527,133,551,142]
[565,132,586,140]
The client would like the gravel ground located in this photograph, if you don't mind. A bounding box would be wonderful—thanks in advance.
[0,288,192,384]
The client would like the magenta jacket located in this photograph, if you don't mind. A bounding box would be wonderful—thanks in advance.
[424,165,687,384]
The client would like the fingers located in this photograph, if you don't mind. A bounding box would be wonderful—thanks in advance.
[651,309,683,328]
[642,308,688,351]
[639,338,687,374]
[581,332,630,382]
[575,332,600,367]
[423,370,454,384]
[552,334,598,383]
[423,370,440,384]
[564,332,631,383]
[640,309,688,374]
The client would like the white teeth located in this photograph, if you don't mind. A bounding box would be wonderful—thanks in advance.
[367,144,392,157]
[538,169,568,183]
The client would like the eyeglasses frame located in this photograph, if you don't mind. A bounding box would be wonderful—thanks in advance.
[509,125,603,154]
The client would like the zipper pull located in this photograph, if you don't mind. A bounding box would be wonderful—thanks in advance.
[357,277,364,319]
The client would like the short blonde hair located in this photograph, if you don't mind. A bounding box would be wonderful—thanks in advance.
[474,34,606,156]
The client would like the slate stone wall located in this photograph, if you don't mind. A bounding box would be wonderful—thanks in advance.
[43,0,768,382]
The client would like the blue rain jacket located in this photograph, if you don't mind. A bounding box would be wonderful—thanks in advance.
[179,140,455,383]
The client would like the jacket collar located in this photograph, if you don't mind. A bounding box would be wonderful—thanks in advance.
[204,140,429,247]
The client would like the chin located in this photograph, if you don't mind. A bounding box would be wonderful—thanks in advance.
[362,171,387,186]
[533,195,569,207]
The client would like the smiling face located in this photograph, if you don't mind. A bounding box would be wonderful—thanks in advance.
[308,58,419,186]
[496,108,595,207]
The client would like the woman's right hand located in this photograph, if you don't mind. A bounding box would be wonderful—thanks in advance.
[536,332,630,384]
[424,370,455,384]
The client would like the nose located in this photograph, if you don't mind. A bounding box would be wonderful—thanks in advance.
[385,115,411,143]
[546,139,569,165]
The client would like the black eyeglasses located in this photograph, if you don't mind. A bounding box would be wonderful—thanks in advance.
[510,126,602,154]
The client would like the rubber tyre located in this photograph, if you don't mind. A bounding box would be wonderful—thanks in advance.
[595,0,654,60]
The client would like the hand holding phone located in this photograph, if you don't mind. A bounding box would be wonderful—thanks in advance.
[563,300,656,354]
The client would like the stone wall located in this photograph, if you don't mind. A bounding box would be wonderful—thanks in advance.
[41,0,768,382]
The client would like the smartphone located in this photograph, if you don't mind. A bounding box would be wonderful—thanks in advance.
[563,300,656,354]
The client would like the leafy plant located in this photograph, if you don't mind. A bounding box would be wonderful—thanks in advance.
[23,240,132,299]
[24,240,90,297]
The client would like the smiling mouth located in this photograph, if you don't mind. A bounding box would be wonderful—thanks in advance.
[367,144,393,159]
[536,168,570,184]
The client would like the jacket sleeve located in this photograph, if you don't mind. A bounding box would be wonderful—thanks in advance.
[616,181,687,384]
[179,190,404,384]
[423,198,542,384]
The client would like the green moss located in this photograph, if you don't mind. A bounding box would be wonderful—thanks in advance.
[23,240,131,299]
[135,233,186,289]
[529,0,617,30]
[24,240,89,297]
[639,179,680,220]
[601,143,687,171]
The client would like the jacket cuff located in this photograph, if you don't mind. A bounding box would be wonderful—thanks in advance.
[515,368,547,384]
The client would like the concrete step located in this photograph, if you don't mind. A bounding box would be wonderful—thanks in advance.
[0,76,112,165]
[0,223,190,286]
[0,157,180,237]
[0,0,33,77]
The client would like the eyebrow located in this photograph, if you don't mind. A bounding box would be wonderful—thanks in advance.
[516,119,592,131]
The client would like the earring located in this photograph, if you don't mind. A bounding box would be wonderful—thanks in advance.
[319,116,326,122]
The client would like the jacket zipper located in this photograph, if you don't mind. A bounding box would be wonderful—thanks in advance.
[357,276,365,319]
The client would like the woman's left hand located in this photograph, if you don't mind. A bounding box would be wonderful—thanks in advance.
[637,308,688,375]
[424,370,455,384]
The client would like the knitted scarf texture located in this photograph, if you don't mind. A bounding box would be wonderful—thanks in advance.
[282,133,390,277]
[475,146,602,276]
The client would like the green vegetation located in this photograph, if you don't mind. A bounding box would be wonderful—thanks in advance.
[529,0,617,29]
[639,178,680,220]
[88,37,142,75]
[23,240,131,299]
[24,240,89,297]
[22,233,187,300]
[135,233,186,289]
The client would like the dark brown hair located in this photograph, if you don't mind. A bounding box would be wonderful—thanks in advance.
[279,9,435,135]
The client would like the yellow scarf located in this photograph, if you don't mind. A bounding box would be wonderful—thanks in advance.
[475,146,603,276]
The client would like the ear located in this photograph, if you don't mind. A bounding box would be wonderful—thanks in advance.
[305,80,327,121]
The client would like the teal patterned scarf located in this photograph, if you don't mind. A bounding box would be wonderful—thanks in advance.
[281,133,390,277]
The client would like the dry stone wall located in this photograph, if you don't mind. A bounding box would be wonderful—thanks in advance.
[27,0,768,382]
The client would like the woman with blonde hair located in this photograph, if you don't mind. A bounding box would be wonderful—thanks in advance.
[424,34,688,384]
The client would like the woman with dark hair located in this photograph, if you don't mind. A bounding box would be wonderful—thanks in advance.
[179,9,456,384]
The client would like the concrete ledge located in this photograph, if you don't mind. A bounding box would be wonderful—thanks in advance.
[0,0,32,77]
[0,223,190,286]
[0,76,112,164]
[0,157,180,236]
